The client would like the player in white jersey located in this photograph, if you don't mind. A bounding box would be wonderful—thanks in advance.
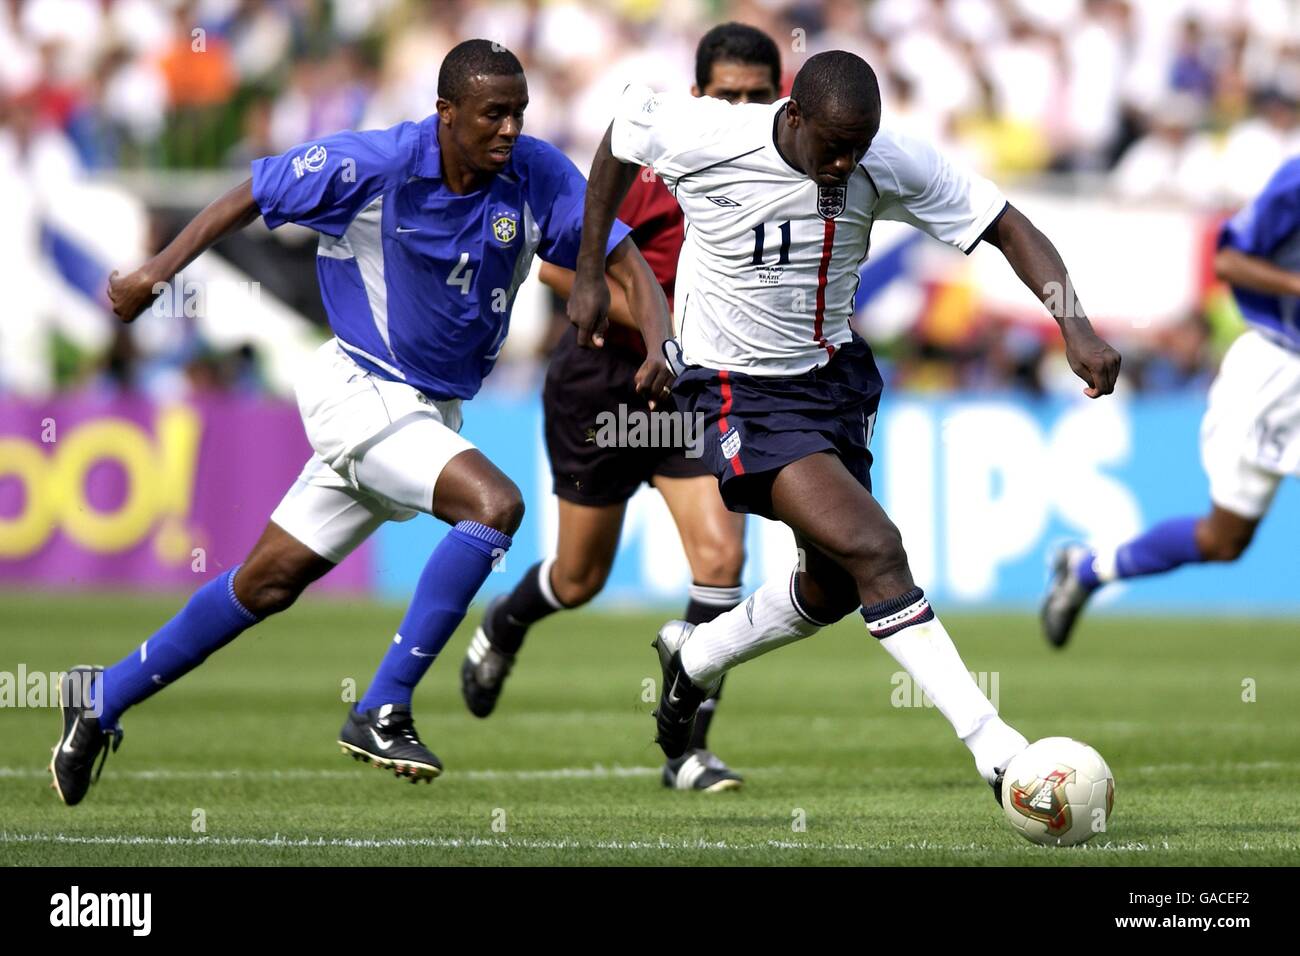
[568,51,1122,803]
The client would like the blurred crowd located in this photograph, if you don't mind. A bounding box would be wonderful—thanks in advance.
[2,0,1291,399]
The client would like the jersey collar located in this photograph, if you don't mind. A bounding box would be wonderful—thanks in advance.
[769,99,805,175]
[417,114,444,180]
[415,114,520,185]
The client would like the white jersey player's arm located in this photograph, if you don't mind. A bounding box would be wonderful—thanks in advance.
[570,124,648,349]
[609,84,742,184]
[570,84,730,355]
[865,129,1009,254]
[569,102,677,403]
[867,129,1121,399]
[979,203,1120,398]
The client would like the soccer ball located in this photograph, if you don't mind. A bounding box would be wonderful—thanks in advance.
[1001,737,1114,846]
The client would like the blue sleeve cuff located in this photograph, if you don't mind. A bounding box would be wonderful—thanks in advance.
[605,217,633,257]
[249,157,285,231]
[1216,220,1244,252]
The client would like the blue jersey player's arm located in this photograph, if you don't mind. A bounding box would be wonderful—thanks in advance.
[250,125,418,236]
[108,178,262,323]
[106,125,416,323]
[1215,159,1300,299]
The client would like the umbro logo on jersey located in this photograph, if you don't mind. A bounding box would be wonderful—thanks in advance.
[706,195,741,207]
[817,185,846,219]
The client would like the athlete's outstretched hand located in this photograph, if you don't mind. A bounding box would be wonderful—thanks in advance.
[1062,321,1122,398]
[107,267,163,324]
[568,269,611,349]
[108,179,261,326]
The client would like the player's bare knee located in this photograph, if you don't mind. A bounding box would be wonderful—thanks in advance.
[1202,526,1254,562]
[471,481,526,535]
[234,564,306,617]
[845,529,912,598]
[690,536,746,586]
[551,562,609,607]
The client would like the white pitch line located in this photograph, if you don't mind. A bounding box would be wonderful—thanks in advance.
[0,832,1199,854]
[1,760,1294,783]
[0,764,661,782]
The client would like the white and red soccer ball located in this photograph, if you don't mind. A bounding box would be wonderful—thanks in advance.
[1001,736,1115,846]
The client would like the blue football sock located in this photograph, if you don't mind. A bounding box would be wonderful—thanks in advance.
[358,520,512,712]
[1075,552,1102,590]
[1115,516,1204,577]
[99,566,260,729]
[1077,516,1204,589]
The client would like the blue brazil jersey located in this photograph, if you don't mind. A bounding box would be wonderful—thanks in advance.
[1218,156,1300,350]
[251,116,632,400]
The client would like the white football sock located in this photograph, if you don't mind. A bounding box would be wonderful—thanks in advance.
[962,714,1030,784]
[868,591,1027,783]
[679,570,824,686]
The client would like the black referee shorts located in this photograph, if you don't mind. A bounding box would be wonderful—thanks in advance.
[543,329,711,507]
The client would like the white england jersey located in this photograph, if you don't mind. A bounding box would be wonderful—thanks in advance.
[611,85,1008,376]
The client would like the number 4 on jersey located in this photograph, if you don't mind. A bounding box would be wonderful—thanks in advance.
[447,252,474,294]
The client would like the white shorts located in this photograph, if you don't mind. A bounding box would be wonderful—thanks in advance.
[269,339,475,563]
[1200,329,1300,519]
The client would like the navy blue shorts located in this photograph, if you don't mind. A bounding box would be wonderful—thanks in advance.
[671,336,883,519]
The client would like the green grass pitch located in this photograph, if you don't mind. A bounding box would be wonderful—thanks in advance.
[1,593,1296,866]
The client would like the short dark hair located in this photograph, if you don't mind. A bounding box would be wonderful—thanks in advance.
[695,22,782,92]
[437,39,524,103]
[790,50,880,122]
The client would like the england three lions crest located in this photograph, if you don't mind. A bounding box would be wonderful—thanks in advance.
[817,185,846,220]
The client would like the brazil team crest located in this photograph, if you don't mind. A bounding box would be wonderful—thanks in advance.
[492,214,518,244]
[817,185,846,220]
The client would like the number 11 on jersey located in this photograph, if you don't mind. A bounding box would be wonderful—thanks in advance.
[752,221,792,266]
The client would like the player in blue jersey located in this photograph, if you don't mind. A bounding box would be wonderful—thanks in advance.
[1042,155,1300,647]
[48,40,674,805]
